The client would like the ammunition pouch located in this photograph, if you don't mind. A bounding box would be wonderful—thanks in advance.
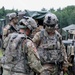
[38,48,64,65]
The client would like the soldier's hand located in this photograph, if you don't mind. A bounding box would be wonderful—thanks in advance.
[40,70,50,75]
[40,66,50,73]
[62,62,73,72]
[62,66,68,72]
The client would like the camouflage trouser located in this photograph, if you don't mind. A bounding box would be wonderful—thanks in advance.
[3,69,30,75]
[40,64,60,75]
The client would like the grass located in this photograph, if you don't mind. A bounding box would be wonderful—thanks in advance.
[0,49,3,57]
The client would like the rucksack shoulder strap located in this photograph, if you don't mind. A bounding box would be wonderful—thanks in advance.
[40,29,45,39]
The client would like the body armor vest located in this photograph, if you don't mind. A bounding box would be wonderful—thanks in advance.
[38,30,63,64]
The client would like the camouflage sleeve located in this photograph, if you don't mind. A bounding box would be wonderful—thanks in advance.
[27,40,46,73]
[60,37,69,67]
[32,32,41,47]
[3,25,10,39]
[55,31,69,67]
[3,34,11,49]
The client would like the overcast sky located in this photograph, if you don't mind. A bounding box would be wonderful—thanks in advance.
[0,0,75,11]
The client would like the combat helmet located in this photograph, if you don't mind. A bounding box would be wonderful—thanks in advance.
[6,12,18,21]
[43,13,58,28]
[19,18,27,25]
[23,16,37,31]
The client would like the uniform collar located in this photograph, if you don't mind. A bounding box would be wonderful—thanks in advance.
[44,29,56,37]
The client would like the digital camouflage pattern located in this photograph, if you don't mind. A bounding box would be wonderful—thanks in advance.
[2,33,29,75]
[31,26,43,38]
[1,32,48,75]
[37,29,63,64]
[32,29,69,75]
[3,24,19,50]
[3,24,18,39]
[3,12,18,41]
[6,12,18,20]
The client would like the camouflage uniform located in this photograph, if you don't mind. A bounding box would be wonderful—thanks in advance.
[33,29,68,75]
[1,17,48,75]
[31,26,43,38]
[0,13,18,75]
[1,32,47,75]
[3,24,18,39]
[3,12,18,49]
[3,12,18,38]
[32,13,69,75]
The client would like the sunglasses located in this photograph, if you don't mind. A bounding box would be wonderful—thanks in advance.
[46,24,56,28]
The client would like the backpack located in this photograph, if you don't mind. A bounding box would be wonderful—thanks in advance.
[3,33,31,74]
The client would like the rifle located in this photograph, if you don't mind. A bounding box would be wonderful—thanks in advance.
[10,25,18,32]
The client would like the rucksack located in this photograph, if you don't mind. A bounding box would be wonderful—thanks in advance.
[3,33,31,74]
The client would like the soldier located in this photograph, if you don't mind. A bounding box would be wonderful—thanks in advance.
[3,12,18,40]
[32,13,69,75]
[1,17,48,75]
[2,12,18,50]
[55,24,59,32]
[0,13,18,75]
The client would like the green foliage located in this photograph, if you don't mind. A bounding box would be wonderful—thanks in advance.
[0,6,75,28]
[49,5,75,28]
[41,8,47,11]
[59,5,75,27]
[0,7,6,18]
[0,6,18,19]
[49,8,55,13]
